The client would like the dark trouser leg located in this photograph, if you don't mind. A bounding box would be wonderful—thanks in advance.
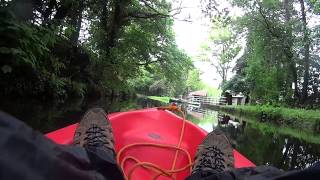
[186,163,320,180]
[0,111,124,180]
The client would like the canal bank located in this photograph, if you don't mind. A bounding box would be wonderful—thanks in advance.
[206,104,320,133]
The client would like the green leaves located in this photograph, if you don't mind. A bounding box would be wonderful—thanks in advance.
[310,0,320,14]
[201,12,242,85]
[0,0,192,99]
[187,69,204,91]
[218,0,320,106]
[0,47,15,54]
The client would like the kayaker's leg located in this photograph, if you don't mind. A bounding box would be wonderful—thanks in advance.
[187,129,234,179]
[0,111,120,180]
[73,108,124,180]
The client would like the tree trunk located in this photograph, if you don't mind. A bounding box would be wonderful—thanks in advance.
[104,0,130,56]
[283,0,299,101]
[70,1,84,45]
[299,0,311,103]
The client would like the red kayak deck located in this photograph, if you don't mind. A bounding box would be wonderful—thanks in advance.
[46,108,255,180]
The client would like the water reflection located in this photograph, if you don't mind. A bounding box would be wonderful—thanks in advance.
[228,121,320,170]
[0,96,164,133]
[185,106,320,171]
[186,105,218,132]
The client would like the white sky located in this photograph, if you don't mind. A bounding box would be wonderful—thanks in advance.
[172,1,217,87]
[173,1,210,57]
[172,0,244,88]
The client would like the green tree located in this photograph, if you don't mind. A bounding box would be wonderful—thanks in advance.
[0,0,192,100]
[186,69,204,91]
[199,10,241,86]
[202,0,320,107]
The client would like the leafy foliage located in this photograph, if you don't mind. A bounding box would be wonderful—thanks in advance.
[203,0,320,107]
[199,11,242,86]
[0,0,192,100]
[186,69,204,91]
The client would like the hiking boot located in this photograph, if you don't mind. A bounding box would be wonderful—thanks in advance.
[73,108,115,153]
[192,129,234,174]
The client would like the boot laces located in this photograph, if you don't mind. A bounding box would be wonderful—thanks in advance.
[194,146,226,173]
[84,124,110,148]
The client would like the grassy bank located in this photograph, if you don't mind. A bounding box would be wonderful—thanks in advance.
[218,105,320,132]
[147,96,171,103]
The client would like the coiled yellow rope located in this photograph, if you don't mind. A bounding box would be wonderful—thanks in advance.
[116,105,194,180]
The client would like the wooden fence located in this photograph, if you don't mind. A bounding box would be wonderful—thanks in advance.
[187,96,227,106]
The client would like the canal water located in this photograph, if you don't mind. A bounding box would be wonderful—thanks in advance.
[1,96,319,171]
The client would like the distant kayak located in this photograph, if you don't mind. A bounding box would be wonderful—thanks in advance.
[46,108,255,180]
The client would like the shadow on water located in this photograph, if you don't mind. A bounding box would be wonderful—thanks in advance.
[1,96,319,171]
[218,113,320,170]
[0,96,164,133]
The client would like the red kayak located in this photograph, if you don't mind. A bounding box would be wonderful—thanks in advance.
[46,108,255,180]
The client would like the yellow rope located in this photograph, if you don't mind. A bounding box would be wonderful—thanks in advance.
[116,105,193,180]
